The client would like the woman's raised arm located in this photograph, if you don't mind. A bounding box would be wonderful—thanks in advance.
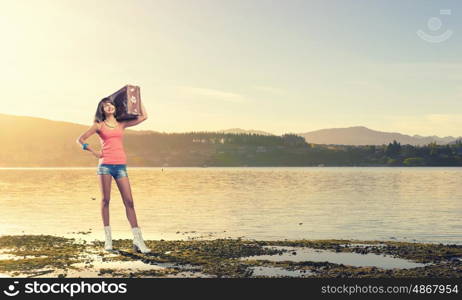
[122,102,148,128]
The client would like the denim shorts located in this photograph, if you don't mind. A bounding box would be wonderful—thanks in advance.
[96,164,128,179]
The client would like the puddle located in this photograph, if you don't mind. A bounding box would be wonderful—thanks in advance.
[0,253,48,260]
[340,243,387,248]
[67,253,170,275]
[0,249,211,278]
[0,253,24,260]
[241,246,428,270]
[79,260,166,271]
[60,253,208,278]
[248,266,313,277]
[165,271,216,278]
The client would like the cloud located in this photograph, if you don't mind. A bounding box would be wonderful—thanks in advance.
[382,114,462,137]
[344,80,384,90]
[366,62,462,81]
[174,86,251,103]
[253,85,286,95]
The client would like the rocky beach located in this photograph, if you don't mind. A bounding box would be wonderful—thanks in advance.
[1,234,461,278]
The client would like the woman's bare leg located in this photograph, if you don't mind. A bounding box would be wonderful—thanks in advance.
[98,174,112,226]
[115,176,139,228]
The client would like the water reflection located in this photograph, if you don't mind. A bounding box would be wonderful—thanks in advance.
[241,246,428,270]
[248,266,313,277]
[0,167,461,244]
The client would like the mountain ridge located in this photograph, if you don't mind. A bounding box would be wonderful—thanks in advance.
[295,126,459,146]
[1,113,459,146]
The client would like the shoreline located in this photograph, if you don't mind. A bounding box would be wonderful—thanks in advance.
[1,234,461,278]
[3,166,462,169]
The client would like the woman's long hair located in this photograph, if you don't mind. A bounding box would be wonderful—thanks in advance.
[94,97,118,123]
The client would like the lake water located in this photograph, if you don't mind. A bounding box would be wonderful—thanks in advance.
[0,167,461,244]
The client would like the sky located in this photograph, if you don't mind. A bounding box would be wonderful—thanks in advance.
[1,0,462,137]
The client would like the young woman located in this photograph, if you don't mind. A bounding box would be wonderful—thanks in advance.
[76,97,151,253]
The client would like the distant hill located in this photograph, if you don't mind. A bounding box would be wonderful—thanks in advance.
[1,114,460,167]
[218,128,275,136]
[0,114,283,167]
[448,139,462,145]
[0,113,143,166]
[297,126,459,146]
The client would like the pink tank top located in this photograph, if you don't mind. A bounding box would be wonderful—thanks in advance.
[97,121,127,165]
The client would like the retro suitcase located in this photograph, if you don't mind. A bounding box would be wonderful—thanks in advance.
[107,84,142,121]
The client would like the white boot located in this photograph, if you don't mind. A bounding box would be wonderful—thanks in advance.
[104,226,113,251]
[131,227,151,253]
